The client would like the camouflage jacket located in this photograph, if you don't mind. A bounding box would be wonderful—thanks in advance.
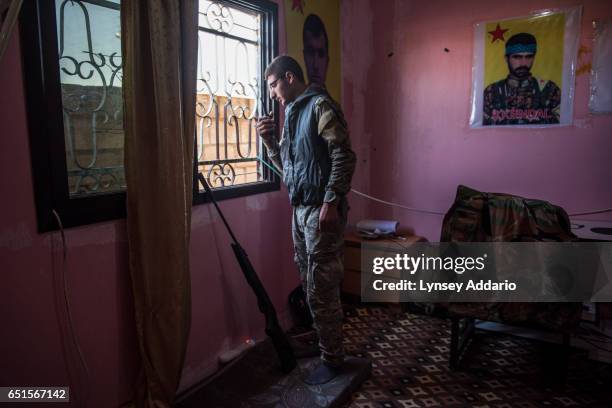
[438,185,581,332]
[441,185,576,242]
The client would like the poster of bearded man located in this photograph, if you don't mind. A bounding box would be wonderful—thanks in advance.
[469,7,581,128]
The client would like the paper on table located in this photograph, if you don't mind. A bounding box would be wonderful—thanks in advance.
[356,219,399,237]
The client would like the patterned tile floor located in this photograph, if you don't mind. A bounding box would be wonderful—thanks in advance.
[341,306,612,408]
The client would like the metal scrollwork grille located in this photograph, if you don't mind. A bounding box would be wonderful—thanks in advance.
[55,0,271,197]
[56,0,124,197]
[196,0,267,189]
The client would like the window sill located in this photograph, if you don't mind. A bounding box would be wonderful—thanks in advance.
[192,179,281,205]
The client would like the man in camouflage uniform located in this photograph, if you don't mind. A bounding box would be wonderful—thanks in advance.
[256,55,356,384]
[483,33,561,126]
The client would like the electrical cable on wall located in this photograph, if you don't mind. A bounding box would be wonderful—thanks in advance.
[349,189,445,215]
[258,157,444,215]
[258,157,612,217]
[568,208,612,216]
[51,210,90,408]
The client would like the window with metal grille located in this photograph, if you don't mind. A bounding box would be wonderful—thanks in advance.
[193,0,279,202]
[21,0,278,231]
[22,0,127,231]
[56,0,125,198]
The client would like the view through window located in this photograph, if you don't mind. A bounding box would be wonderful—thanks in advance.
[23,0,277,230]
[56,0,124,197]
[196,0,271,190]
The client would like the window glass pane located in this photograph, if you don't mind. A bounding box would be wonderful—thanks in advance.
[55,0,125,197]
[196,1,266,189]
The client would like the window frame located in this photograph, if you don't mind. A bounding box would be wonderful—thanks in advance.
[20,0,279,232]
[192,0,280,205]
[21,0,127,232]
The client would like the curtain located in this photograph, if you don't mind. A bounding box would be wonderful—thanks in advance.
[121,0,198,406]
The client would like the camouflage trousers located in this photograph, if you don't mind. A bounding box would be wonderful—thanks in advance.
[292,200,348,367]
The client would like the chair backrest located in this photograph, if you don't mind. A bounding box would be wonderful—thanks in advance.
[439,186,582,332]
[441,185,576,242]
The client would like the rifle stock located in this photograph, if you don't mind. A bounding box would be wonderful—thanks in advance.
[231,243,296,373]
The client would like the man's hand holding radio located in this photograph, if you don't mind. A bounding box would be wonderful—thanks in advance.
[256,112,275,143]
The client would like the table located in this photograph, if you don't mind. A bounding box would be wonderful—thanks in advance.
[342,231,427,300]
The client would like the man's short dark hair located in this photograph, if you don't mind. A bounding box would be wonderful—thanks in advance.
[505,33,537,56]
[264,55,305,83]
[303,14,328,52]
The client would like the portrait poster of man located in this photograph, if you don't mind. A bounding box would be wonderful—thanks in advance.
[469,8,581,128]
[285,0,341,102]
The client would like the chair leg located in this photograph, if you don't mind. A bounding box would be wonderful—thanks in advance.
[558,332,570,386]
[450,318,460,370]
[543,332,570,389]
[449,317,475,370]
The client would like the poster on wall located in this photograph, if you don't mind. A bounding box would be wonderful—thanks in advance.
[589,19,612,114]
[284,0,341,103]
[469,7,581,128]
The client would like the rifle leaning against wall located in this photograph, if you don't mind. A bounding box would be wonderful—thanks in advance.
[197,173,296,373]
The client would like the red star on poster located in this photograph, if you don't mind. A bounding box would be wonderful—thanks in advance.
[292,0,305,14]
[488,23,509,43]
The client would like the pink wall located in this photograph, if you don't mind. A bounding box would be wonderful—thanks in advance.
[342,0,612,241]
[3,0,611,406]
[0,1,297,406]
[0,31,139,407]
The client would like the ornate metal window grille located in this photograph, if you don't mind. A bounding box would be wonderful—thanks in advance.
[21,0,128,231]
[195,0,277,192]
[21,0,277,231]
[56,0,124,197]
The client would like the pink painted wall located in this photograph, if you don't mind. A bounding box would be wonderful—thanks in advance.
[3,0,611,406]
[342,0,612,241]
[0,31,139,408]
[0,1,297,406]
